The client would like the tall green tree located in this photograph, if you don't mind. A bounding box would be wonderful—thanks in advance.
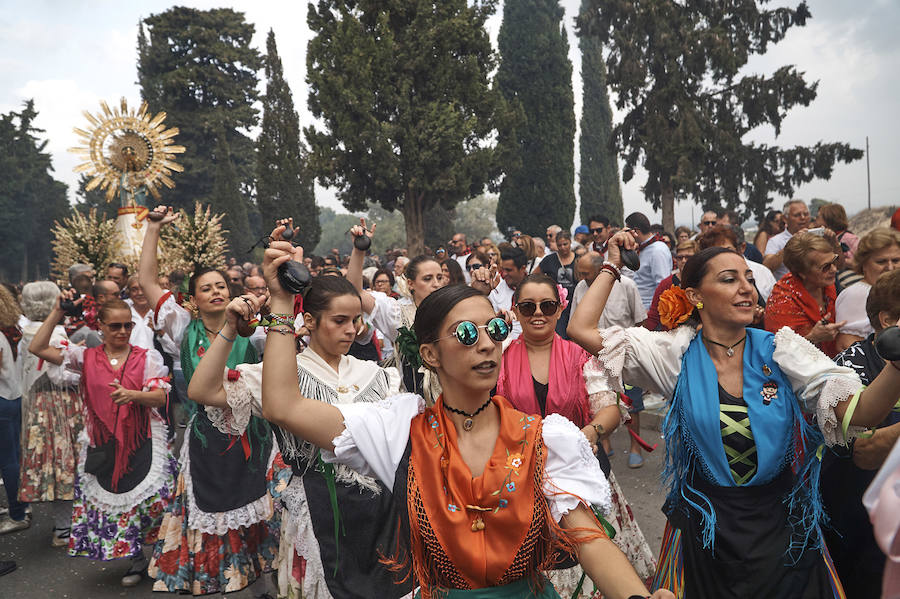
[496,0,576,236]
[0,100,70,282]
[257,30,319,248]
[211,130,253,254]
[137,8,261,221]
[579,1,862,232]
[578,0,623,226]
[305,0,513,255]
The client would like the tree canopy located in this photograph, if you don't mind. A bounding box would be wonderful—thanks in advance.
[257,30,320,249]
[496,0,576,236]
[305,0,513,255]
[579,0,863,232]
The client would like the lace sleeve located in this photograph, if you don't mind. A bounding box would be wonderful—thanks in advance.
[542,414,611,521]
[583,357,629,424]
[205,362,263,436]
[773,326,865,446]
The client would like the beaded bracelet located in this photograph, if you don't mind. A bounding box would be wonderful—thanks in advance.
[250,313,295,329]
[266,325,294,336]
[599,262,621,282]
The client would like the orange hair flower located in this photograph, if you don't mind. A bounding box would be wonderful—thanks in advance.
[658,286,694,330]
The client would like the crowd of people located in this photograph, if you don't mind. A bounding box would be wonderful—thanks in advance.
[0,199,899,598]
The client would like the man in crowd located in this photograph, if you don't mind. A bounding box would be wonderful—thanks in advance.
[624,212,672,309]
[489,246,528,340]
[764,199,810,280]
[449,232,472,281]
[587,214,611,254]
[68,263,95,286]
[105,262,129,293]
[573,225,591,248]
[717,209,763,263]
[545,225,561,253]
[698,209,719,236]
[243,275,267,298]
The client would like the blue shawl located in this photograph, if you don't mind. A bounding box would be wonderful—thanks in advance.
[662,327,827,560]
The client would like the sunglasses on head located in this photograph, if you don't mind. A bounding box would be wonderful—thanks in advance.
[466,262,484,271]
[515,300,560,317]
[436,317,510,346]
[103,321,134,332]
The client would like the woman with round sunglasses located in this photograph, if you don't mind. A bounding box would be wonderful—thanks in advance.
[497,274,657,595]
[188,276,410,599]
[568,231,900,597]
[260,224,674,599]
[29,295,176,587]
[138,206,284,595]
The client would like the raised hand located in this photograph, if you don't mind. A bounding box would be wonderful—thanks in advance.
[263,221,304,300]
[605,229,638,270]
[147,205,180,228]
[226,293,268,329]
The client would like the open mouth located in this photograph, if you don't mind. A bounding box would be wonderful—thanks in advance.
[473,360,497,373]
[734,301,753,308]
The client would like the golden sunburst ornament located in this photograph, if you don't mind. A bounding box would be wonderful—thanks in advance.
[68,98,185,202]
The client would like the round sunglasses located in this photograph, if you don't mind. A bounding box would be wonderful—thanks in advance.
[435,317,510,346]
[515,300,560,317]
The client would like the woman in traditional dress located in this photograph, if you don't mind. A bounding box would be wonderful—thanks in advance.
[139,206,286,595]
[189,275,412,599]
[497,274,656,596]
[30,296,176,587]
[17,281,83,547]
[568,233,900,598]
[259,224,674,599]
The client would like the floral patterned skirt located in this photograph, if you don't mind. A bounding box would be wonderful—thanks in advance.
[69,419,178,560]
[18,386,83,502]
[148,448,290,595]
[546,471,657,597]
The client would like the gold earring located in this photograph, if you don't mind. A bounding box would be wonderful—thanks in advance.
[696,302,704,310]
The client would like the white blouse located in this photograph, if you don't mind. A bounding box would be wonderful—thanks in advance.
[321,393,613,522]
[52,342,171,393]
[591,324,864,447]
[835,281,874,339]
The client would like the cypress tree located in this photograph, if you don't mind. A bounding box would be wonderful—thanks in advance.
[496,0,576,236]
[578,0,623,226]
[257,30,320,250]
[212,130,252,255]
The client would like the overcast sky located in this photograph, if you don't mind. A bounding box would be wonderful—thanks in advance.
[1,0,896,229]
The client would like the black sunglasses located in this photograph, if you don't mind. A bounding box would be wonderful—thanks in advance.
[103,321,134,332]
[515,300,560,317]
[466,263,484,271]
[702,220,717,226]
[435,317,510,346]
[590,227,604,234]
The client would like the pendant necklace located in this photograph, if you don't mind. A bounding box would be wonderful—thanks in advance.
[443,397,493,431]
[703,333,746,357]
[104,348,126,367]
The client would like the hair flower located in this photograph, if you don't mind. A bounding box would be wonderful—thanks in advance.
[658,286,694,330]
[556,284,568,311]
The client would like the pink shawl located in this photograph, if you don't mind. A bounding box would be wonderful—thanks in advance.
[497,334,591,427]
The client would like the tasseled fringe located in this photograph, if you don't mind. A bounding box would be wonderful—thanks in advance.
[784,420,828,564]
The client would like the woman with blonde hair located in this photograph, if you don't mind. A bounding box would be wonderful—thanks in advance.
[17,281,83,547]
[515,235,542,273]
[834,228,900,353]
[0,284,27,536]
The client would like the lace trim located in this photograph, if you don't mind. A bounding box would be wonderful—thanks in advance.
[76,418,174,514]
[180,419,276,535]
[594,326,630,394]
[817,375,867,447]
[280,478,331,599]
[588,390,630,425]
[208,368,255,436]
[542,413,612,521]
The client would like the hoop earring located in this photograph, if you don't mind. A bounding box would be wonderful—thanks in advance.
[696,302,704,310]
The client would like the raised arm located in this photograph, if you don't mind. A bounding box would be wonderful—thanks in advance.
[187,293,268,408]
[28,292,68,366]
[346,218,377,314]
[138,205,180,309]
[567,231,636,355]
[261,221,346,451]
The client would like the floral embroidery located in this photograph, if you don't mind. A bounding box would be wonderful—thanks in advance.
[498,498,508,509]
[505,452,524,475]
[506,482,516,493]
[448,503,459,512]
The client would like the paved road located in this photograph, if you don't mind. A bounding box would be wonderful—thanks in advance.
[0,419,668,598]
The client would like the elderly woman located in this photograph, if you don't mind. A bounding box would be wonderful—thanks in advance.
[834,228,900,353]
[765,232,845,357]
[823,269,900,598]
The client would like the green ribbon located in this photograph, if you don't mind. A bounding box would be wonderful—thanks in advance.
[317,454,345,576]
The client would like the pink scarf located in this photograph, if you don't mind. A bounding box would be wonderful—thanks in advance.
[497,334,591,427]
[82,345,150,490]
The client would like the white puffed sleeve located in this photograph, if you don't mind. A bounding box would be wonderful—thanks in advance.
[541,414,611,521]
[368,290,401,343]
[583,357,629,424]
[153,293,190,349]
[593,325,696,399]
[384,365,402,395]
[52,339,87,378]
[320,393,424,489]
[141,348,171,392]
[772,326,864,446]
[205,360,265,436]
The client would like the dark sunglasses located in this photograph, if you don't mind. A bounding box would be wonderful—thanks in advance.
[702,220,717,226]
[590,227,604,234]
[466,263,484,271]
[515,300,560,317]
[817,255,839,273]
[436,317,510,346]
[103,321,134,332]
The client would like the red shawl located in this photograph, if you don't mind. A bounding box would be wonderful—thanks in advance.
[497,335,591,428]
[764,272,838,357]
[82,345,150,489]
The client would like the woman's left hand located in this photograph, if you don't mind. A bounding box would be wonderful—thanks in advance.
[109,381,132,405]
[580,425,599,455]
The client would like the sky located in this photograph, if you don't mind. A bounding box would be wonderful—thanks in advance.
[1,0,897,229]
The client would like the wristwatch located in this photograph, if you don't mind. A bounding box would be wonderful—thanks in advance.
[592,423,606,439]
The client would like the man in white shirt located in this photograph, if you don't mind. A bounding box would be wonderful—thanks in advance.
[544,225,561,254]
[625,212,673,309]
[488,247,528,340]
[764,199,810,280]
[449,232,472,282]
[569,252,646,329]
[124,276,156,351]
